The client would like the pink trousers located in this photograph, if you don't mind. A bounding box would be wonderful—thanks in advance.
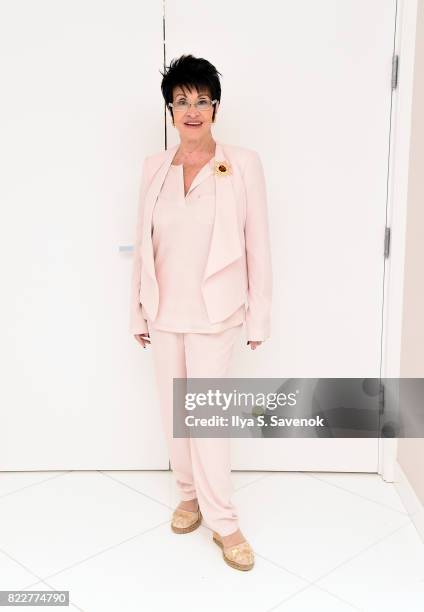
[148,322,243,537]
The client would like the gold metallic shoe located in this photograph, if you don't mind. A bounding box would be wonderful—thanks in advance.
[212,531,255,571]
[171,503,202,534]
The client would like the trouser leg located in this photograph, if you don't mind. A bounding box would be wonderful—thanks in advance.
[148,325,197,501]
[184,324,243,536]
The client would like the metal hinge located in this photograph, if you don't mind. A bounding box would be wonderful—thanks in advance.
[384,227,391,258]
[379,381,385,415]
[391,54,399,90]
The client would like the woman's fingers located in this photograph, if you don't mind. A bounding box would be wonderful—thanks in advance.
[134,333,151,348]
[137,335,262,349]
[247,340,262,350]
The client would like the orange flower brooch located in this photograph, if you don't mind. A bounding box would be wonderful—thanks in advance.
[214,160,232,176]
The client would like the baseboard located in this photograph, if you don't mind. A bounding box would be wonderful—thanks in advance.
[394,460,424,544]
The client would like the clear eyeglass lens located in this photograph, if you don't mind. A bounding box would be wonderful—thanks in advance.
[173,99,213,111]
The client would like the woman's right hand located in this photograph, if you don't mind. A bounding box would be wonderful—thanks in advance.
[134,333,151,348]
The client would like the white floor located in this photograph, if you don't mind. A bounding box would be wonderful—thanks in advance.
[0,470,423,612]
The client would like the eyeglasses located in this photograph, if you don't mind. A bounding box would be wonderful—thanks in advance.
[168,99,218,112]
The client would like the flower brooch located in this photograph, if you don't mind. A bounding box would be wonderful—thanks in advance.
[214,160,232,176]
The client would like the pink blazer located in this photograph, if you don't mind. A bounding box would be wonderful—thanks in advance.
[129,140,272,341]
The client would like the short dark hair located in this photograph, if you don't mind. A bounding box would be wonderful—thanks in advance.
[160,54,222,122]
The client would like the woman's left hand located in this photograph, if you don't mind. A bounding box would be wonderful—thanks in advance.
[247,340,262,350]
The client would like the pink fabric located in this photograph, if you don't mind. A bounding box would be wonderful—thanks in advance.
[142,160,245,333]
[148,322,243,536]
[129,141,272,342]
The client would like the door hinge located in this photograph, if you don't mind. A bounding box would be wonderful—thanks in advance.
[384,227,391,258]
[391,54,399,90]
[379,381,385,415]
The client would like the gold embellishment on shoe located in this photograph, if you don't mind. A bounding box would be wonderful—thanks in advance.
[171,506,202,533]
[212,532,255,571]
[223,541,254,566]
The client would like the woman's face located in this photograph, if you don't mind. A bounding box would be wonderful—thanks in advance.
[170,86,218,140]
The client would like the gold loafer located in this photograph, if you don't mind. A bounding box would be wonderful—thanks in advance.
[212,531,255,571]
[171,505,202,534]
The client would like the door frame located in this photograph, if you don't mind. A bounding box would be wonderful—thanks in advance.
[379,0,418,481]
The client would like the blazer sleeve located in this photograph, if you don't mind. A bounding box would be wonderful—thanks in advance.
[129,155,150,335]
[243,150,273,342]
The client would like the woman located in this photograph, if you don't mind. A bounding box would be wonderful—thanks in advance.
[129,54,272,571]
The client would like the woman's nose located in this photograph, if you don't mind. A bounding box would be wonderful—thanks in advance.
[186,104,200,117]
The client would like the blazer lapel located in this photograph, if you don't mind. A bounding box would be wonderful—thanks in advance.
[140,140,243,286]
[140,144,178,283]
[203,141,242,281]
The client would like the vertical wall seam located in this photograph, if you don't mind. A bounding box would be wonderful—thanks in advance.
[162,0,167,151]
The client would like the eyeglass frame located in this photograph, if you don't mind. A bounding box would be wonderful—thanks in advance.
[167,98,218,112]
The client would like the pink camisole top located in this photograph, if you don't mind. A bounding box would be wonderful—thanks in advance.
[141,158,246,333]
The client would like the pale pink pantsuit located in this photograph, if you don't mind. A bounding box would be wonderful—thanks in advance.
[148,323,242,536]
[145,159,244,536]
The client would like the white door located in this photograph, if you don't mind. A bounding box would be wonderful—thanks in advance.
[1,0,398,473]
[165,0,397,471]
[0,1,169,469]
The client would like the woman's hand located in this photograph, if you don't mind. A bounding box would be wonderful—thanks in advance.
[247,340,262,350]
[134,333,151,348]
